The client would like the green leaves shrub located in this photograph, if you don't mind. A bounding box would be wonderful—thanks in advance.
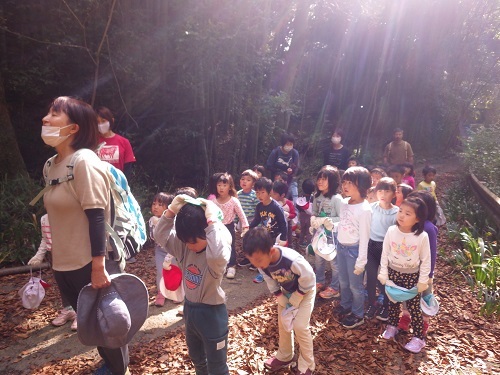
[0,175,45,266]
[461,123,500,196]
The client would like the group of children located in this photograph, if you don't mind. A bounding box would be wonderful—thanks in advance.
[144,160,437,374]
[26,157,442,374]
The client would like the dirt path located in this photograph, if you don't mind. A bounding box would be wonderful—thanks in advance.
[1,156,499,374]
[0,257,269,375]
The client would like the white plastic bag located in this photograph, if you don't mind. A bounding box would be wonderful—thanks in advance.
[310,225,337,261]
[18,269,45,309]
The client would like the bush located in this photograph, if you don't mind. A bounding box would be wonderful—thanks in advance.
[460,123,500,196]
[0,175,45,266]
[452,229,500,317]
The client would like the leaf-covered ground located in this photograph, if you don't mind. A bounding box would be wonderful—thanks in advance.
[1,167,499,374]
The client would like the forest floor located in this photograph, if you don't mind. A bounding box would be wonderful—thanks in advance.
[0,157,499,374]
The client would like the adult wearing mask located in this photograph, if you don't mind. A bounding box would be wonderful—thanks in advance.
[96,106,136,179]
[40,96,130,375]
[324,129,350,171]
[266,133,299,204]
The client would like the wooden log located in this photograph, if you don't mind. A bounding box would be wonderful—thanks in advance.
[0,263,50,276]
[468,173,500,228]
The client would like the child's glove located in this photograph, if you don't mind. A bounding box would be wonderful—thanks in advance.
[377,274,387,285]
[197,198,223,223]
[241,227,249,237]
[310,216,323,229]
[353,267,364,275]
[417,282,428,293]
[323,218,334,231]
[28,250,46,266]
[276,293,289,308]
[288,291,304,308]
[168,195,188,215]
[163,254,173,270]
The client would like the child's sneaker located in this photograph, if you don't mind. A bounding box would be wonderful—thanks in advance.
[382,325,398,340]
[315,283,325,294]
[404,337,426,353]
[264,355,297,372]
[155,292,165,307]
[398,313,411,331]
[51,307,77,326]
[249,264,257,271]
[71,319,78,331]
[226,266,236,279]
[295,369,313,375]
[319,287,340,299]
[341,313,365,329]
[376,306,389,321]
[253,274,264,283]
[364,304,378,320]
[333,304,351,318]
[422,321,429,336]
[238,258,251,267]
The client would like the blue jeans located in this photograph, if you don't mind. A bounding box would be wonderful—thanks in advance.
[184,299,229,375]
[337,242,365,318]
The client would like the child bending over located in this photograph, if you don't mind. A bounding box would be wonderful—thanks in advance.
[243,227,316,375]
[154,195,232,374]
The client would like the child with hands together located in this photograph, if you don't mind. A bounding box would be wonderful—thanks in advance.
[243,227,316,375]
[378,196,431,354]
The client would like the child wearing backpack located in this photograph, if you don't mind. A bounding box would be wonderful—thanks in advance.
[154,195,231,374]
[271,181,297,248]
[28,214,77,330]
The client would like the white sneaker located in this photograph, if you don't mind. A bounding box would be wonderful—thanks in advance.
[382,325,398,340]
[71,319,78,331]
[404,337,426,353]
[226,267,236,279]
[51,308,77,326]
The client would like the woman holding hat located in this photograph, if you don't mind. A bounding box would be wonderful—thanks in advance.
[40,96,130,375]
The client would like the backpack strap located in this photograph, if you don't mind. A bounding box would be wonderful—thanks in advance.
[29,150,86,206]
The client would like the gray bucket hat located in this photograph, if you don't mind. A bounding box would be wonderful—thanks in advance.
[77,273,149,349]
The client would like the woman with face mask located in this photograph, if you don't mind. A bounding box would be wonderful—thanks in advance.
[95,106,136,179]
[324,129,351,171]
[40,97,131,375]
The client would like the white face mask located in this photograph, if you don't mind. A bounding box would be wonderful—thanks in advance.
[283,145,293,153]
[41,124,74,147]
[98,121,110,134]
[331,136,341,145]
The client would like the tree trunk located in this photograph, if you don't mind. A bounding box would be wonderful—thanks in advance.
[0,72,27,179]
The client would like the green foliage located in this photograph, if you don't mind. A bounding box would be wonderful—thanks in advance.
[451,228,500,317]
[460,123,500,196]
[0,175,45,266]
[444,179,498,241]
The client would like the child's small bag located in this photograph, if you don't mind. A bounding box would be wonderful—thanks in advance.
[18,269,45,309]
[435,203,446,226]
[310,225,336,261]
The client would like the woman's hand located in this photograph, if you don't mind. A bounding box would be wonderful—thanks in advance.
[91,256,111,289]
